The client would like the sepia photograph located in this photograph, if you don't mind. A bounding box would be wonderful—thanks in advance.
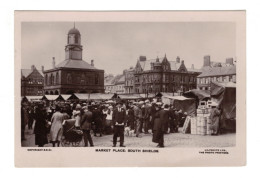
[15,11,246,167]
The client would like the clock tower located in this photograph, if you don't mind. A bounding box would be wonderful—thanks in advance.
[65,26,83,60]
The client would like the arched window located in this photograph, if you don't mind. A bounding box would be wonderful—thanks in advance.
[51,74,54,85]
[67,73,72,84]
[45,74,47,85]
[95,74,99,84]
[80,74,85,85]
[49,75,52,85]
[56,72,59,85]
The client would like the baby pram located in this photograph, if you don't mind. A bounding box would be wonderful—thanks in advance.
[61,119,83,147]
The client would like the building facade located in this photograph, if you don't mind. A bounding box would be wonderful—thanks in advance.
[124,67,135,94]
[197,55,236,90]
[43,27,104,95]
[104,74,125,94]
[21,65,44,96]
[133,55,201,94]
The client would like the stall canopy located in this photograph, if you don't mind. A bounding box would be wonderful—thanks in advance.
[139,93,156,98]
[183,89,210,101]
[23,96,43,102]
[68,93,114,100]
[162,95,196,115]
[57,94,72,101]
[88,93,114,100]
[117,94,143,100]
[42,95,60,101]
[210,81,236,120]
[68,93,89,100]
[156,92,174,97]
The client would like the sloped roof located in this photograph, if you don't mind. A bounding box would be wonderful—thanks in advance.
[169,61,181,71]
[138,57,199,72]
[115,75,125,84]
[198,65,236,78]
[212,81,236,88]
[21,69,32,78]
[162,95,194,101]
[55,59,97,70]
[21,69,44,78]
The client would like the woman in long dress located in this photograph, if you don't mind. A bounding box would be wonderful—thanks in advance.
[34,104,48,147]
[50,106,64,147]
[209,106,221,135]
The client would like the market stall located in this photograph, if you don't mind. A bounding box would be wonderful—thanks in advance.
[161,95,196,115]
[22,96,43,103]
[210,81,236,132]
[42,95,60,101]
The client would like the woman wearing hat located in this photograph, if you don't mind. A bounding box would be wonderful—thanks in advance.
[72,104,82,129]
[49,106,64,147]
[34,103,48,147]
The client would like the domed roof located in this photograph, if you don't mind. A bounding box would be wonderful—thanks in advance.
[68,27,80,35]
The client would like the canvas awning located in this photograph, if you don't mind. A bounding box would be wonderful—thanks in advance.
[139,93,156,98]
[117,94,142,100]
[69,93,89,100]
[161,95,196,115]
[183,89,210,101]
[156,92,174,97]
[23,96,43,102]
[42,95,60,101]
[58,94,72,101]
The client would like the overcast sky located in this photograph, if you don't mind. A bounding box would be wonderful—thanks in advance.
[21,22,236,75]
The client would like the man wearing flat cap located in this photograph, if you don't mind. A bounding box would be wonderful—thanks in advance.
[112,101,126,147]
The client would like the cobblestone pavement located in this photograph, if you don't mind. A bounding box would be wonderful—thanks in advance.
[22,124,235,148]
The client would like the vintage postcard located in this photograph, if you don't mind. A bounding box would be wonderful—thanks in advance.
[15,11,246,167]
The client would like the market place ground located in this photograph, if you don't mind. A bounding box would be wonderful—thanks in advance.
[22,126,235,147]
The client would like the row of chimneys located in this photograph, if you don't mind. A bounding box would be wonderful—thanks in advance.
[139,56,194,69]
[139,55,182,63]
[51,57,95,69]
[31,57,95,72]
[203,55,234,66]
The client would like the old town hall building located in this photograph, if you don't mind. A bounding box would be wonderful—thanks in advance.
[133,55,201,94]
[43,26,104,95]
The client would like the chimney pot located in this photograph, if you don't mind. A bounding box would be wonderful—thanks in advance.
[176,56,180,63]
[226,58,234,65]
[203,55,211,67]
[191,64,194,69]
[91,60,94,66]
[52,57,56,68]
[139,56,146,61]
[31,65,35,71]
[42,66,44,72]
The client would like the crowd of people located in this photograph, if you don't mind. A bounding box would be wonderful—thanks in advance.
[21,99,190,148]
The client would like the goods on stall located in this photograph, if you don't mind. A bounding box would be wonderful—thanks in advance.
[197,116,207,135]
[189,115,212,135]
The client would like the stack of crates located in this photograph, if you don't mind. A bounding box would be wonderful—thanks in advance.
[190,116,197,135]
[195,101,212,135]
[197,116,207,135]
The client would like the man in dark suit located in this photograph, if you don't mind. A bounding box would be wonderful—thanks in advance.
[112,101,126,147]
[156,104,170,147]
[80,106,94,147]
